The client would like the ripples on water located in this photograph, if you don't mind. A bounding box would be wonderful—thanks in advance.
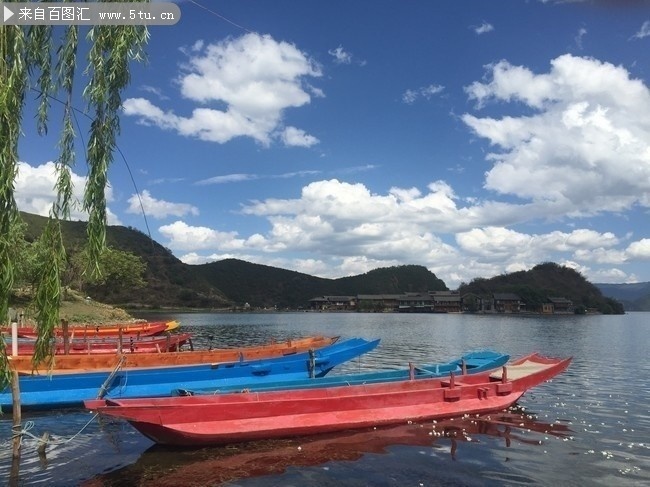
[1,312,648,486]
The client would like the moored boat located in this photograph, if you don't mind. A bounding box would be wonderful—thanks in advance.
[85,352,571,446]
[175,349,509,395]
[4,321,178,339]
[5,332,193,355]
[7,335,340,373]
[1,337,379,410]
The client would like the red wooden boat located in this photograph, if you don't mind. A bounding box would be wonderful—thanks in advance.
[8,332,193,355]
[85,352,571,446]
[5,321,178,339]
[8,335,340,373]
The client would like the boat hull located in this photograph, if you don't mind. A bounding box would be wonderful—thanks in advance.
[1,337,378,410]
[86,352,571,446]
[4,321,177,339]
[6,333,193,355]
[6,335,339,373]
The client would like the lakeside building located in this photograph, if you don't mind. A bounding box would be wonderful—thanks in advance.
[308,292,573,314]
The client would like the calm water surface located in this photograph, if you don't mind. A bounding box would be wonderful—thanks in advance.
[1,312,648,486]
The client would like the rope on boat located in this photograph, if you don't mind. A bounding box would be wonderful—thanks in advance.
[96,354,127,399]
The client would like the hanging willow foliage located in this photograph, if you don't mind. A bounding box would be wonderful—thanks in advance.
[0,24,27,389]
[84,24,148,277]
[0,3,149,388]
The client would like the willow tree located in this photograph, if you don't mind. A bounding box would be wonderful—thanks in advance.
[0,8,148,387]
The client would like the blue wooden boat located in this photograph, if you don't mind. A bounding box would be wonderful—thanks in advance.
[1,337,380,410]
[174,349,509,396]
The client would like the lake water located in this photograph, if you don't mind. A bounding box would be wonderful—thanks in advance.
[1,311,648,486]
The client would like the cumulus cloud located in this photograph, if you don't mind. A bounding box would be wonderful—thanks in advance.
[161,174,646,287]
[152,54,650,288]
[456,227,619,265]
[126,190,199,219]
[462,54,650,217]
[280,126,320,147]
[123,33,322,147]
[626,239,650,259]
[158,220,244,252]
[15,161,121,225]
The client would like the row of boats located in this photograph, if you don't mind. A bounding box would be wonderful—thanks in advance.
[1,320,572,448]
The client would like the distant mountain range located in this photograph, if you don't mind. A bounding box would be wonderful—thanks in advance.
[18,212,645,312]
[594,282,650,311]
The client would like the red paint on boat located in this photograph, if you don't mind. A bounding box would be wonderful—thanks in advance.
[86,352,571,446]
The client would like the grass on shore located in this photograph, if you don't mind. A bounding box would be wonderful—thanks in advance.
[9,288,134,325]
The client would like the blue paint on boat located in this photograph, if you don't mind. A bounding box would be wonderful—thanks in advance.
[174,349,509,396]
[1,337,380,410]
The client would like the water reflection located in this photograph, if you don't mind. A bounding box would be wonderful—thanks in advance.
[82,407,571,486]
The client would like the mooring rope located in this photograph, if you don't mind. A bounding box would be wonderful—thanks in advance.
[7,413,99,452]
[96,354,126,399]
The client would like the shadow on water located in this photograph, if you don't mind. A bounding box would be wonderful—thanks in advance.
[80,407,571,487]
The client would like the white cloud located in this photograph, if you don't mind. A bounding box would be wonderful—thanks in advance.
[631,20,650,40]
[328,45,352,64]
[15,161,121,225]
[126,190,199,219]
[462,54,650,217]
[140,84,169,100]
[575,27,587,49]
[123,33,322,147]
[474,22,494,35]
[454,227,618,266]
[196,173,259,185]
[158,220,244,252]
[626,238,650,259]
[589,267,632,284]
[280,126,320,147]
[402,84,444,104]
[328,45,365,66]
[195,170,321,186]
[160,173,643,287]
[161,183,645,287]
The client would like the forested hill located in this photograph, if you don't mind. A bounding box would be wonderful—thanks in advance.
[458,263,624,314]
[194,259,447,309]
[19,213,447,309]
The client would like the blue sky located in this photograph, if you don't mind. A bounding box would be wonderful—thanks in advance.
[15,0,650,289]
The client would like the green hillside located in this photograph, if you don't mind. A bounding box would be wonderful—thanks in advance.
[18,213,447,309]
[459,262,624,314]
[20,212,231,309]
[195,260,447,309]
